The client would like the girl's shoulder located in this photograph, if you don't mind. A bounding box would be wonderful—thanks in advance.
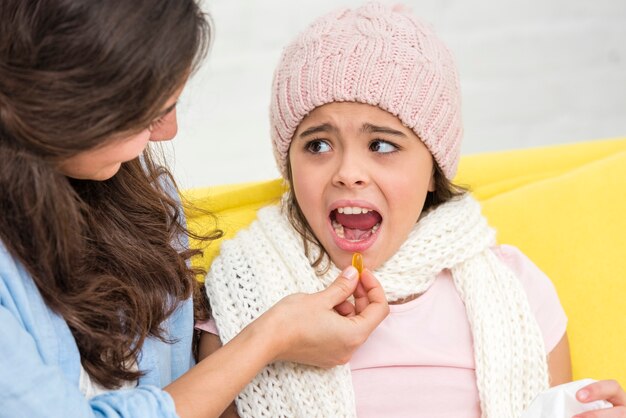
[491,244,567,351]
[491,243,546,278]
[491,243,555,299]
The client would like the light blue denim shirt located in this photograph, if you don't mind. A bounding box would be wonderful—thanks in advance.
[0,239,194,417]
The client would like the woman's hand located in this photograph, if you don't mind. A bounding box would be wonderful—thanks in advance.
[573,379,626,417]
[261,266,389,368]
[167,266,387,418]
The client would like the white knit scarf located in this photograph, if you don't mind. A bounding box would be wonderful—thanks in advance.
[206,194,549,418]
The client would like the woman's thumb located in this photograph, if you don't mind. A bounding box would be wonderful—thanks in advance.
[320,266,359,307]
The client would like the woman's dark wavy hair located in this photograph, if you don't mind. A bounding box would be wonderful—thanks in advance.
[285,158,468,271]
[0,0,217,388]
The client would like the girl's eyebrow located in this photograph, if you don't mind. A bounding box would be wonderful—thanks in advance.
[298,122,407,138]
[299,123,336,138]
[361,123,406,137]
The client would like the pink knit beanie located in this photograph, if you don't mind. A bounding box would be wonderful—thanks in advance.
[270,2,463,179]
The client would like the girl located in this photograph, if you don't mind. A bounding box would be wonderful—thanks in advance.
[201,3,625,417]
[0,1,388,417]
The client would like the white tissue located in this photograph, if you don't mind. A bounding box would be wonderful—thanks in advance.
[522,379,613,418]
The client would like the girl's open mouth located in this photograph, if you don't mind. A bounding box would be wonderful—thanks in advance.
[329,206,382,250]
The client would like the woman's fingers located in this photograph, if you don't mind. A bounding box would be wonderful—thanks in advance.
[334,300,356,317]
[319,266,389,330]
[319,266,359,308]
[267,266,389,368]
[353,269,383,313]
[317,266,388,339]
[351,268,389,324]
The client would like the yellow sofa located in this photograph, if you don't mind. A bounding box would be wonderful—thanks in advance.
[185,137,626,386]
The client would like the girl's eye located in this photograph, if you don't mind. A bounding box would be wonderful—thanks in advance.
[305,139,331,154]
[370,139,398,154]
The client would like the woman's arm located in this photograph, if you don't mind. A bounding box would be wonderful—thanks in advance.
[196,333,239,418]
[0,261,385,418]
[166,267,388,418]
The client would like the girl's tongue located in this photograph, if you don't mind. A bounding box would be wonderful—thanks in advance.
[333,211,382,241]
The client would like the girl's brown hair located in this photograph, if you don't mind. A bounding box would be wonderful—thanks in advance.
[285,160,468,270]
[0,0,215,387]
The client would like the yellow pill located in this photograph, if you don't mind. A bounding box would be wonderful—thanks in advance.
[351,252,363,276]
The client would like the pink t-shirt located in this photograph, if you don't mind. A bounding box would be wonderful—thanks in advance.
[199,244,567,418]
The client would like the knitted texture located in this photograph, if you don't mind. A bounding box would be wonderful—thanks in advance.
[205,195,549,418]
[269,2,463,179]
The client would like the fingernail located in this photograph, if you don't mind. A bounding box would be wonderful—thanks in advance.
[578,389,589,400]
[342,266,358,281]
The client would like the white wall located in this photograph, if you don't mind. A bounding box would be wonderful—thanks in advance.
[171,0,626,188]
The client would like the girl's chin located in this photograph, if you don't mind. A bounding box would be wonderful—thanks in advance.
[327,241,381,271]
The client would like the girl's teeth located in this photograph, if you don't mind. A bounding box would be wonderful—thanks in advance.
[331,220,381,241]
[332,220,345,238]
[336,207,370,215]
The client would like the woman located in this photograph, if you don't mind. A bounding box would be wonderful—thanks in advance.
[0,1,388,417]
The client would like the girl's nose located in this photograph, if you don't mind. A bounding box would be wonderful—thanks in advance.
[332,152,369,188]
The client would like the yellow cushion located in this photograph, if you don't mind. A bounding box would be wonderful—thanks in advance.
[184,137,626,386]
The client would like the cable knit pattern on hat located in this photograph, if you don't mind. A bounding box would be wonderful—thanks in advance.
[270,2,463,179]
[205,194,549,418]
